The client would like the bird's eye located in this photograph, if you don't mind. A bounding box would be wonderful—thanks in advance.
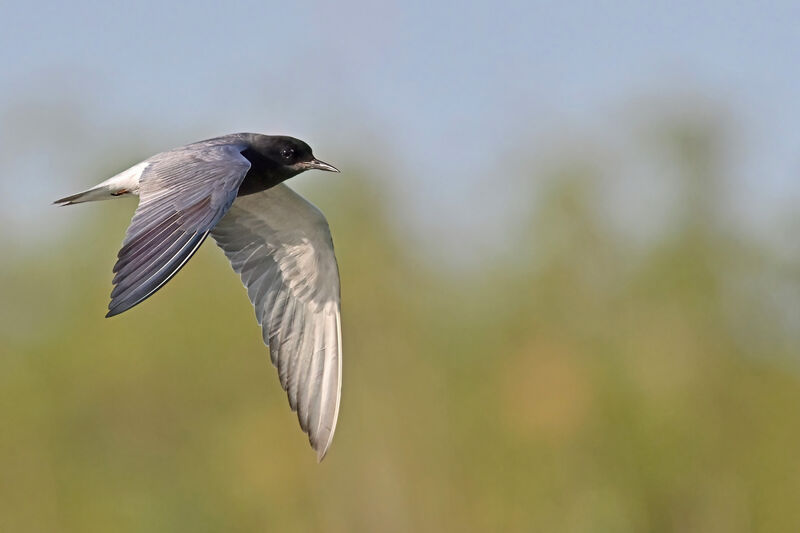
[281,148,295,160]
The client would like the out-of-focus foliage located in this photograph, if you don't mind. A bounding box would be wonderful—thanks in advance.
[1,114,799,533]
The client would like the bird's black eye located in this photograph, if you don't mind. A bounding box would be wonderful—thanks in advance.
[281,148,295,160]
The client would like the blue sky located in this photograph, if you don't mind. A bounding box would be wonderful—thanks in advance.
[1,1,798,259]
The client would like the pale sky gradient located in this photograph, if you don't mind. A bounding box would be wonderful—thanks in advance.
[1,1,798,259]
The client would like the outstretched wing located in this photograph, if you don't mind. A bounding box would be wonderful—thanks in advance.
[211,184,342,461]
[107,141,251,317]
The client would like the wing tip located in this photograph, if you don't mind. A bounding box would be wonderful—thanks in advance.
[316,448,328,463]
[311,410,339,463]
[104,230,211,320]
[311,414,339,463]
[105,299,130,318]
[314,435,334,462]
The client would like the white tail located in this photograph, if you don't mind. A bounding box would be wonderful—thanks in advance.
[54,161,149,205]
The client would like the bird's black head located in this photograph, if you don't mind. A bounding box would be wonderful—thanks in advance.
[244,135,339,182]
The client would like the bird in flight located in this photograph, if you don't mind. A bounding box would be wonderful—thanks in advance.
[55,133,343,461]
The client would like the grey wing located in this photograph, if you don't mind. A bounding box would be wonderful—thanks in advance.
[211,184,342,461]
[107,141,251,317]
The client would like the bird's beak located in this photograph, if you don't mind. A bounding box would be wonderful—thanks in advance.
[302,158,340,172]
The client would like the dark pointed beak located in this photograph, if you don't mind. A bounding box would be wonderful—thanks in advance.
[303,158,340,172]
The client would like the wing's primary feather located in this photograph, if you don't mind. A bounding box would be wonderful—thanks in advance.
[211,184,342,460]
[107,141,251,317]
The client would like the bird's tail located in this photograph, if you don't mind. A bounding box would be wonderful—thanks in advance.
[53,185,118,206]
[53,161,148,206]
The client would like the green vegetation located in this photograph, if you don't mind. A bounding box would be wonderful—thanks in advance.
[1,115,798,532]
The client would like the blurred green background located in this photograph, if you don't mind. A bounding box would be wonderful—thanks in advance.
[2,2,800,532]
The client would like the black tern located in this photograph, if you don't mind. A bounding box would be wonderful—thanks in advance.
[55,133,343,460]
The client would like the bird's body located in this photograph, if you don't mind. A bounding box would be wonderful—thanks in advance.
[55,133,343,460]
